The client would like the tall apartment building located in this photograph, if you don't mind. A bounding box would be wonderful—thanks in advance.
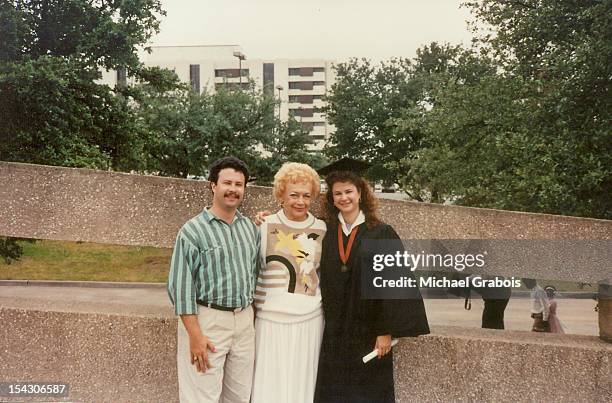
[100,45,336,150]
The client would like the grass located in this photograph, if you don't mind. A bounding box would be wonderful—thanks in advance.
[0,241,597,291]
[0,240,171,282]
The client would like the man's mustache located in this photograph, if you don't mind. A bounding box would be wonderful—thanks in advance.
[224,191,241,198]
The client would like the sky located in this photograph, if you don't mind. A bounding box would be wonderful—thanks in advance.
[152,0,476,62]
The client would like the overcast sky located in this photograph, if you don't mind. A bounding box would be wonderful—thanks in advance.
[152,0,475,62]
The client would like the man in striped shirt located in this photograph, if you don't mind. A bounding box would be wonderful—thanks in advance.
[167,156,260,403]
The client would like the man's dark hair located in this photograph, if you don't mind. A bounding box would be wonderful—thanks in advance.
[208,156,250,185]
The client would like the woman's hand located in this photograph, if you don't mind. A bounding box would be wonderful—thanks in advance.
[253,210,271,226]
[375,334,392,358]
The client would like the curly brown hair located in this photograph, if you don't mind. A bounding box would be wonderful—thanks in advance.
[322,171,381,229]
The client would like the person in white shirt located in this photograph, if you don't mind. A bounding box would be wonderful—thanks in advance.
[251,162,326,403]
[523,278,550,332]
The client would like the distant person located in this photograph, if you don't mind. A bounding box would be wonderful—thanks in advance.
[523,278,550,332]
[476,279,512,330]
[167,156,260,403]
[448,274,512,330]
[545,286,566,334]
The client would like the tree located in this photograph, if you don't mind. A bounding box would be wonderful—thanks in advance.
[1,0,164,71]
[136,81,277,178]
[253,118,326,184]
[0,0,167,170]
[0,56,143,168]
[133,79,316,182]
[0,237,36,264]
[397,0,611,218]
[323,58,419,185]
[324,43,491,197]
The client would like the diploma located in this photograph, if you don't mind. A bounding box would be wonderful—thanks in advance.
[362,339,399,363]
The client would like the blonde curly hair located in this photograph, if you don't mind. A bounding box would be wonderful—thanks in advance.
[273,162,321,201]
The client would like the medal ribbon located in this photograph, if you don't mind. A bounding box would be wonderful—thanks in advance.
[338,223,359,266]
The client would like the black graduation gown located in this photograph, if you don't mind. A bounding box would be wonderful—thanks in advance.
[314,222,430,403]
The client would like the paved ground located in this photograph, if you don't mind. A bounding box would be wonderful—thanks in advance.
[423,297,599,335]
[0,284,600,336]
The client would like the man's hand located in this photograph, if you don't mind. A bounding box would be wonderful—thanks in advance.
[180,314,216,373]
[375,334,392,358]
[253,210,271,226]
[190,333,216,373]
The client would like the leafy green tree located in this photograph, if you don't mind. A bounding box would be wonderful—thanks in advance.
[1,0,164,70]
[253,118,326,184]
[0,0,166,170]
[324,43,490,198]
[0,237,35,264]
[207,84,276,170]
[398,0,611,218]
[324,58,418,185]
[0,56,146,168]
[156,83,275,178]
[133,79,316,181]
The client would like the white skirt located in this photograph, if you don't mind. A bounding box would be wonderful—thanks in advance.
[252,314,324,403]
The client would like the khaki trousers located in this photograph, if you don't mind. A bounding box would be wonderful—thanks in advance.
[177,305,255,403]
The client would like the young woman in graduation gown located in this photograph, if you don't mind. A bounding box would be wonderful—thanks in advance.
[314,170,430,403]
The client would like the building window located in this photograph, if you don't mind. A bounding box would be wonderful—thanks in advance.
[310,134,326,140]
[215,69,249,78]
[263,63,274,96]
[313,95,324,101]
[298,95,313,104]
[290,108,314,118]
[290,67,324,75]
[189,64,200,93]
[313,81,325,86]
[116,67,127,87]
[313,122,326,127]
[299,67,313,76]
[288,95,313,103]
[289,81,314,90]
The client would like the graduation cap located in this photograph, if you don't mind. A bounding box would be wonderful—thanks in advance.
[316,157,371,176]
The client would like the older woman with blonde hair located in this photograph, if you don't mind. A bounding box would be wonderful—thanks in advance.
[251,162,327,403]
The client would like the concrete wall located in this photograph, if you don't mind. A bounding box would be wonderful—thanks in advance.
[394,326,611,402]
[1,307,609,403]
[1,161,610,284]
[0,308,177,402]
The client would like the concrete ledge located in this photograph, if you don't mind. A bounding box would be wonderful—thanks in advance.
[394,326,611,403]
[0,280,166,289]
[1,308,610,402]
[0,308,177,402]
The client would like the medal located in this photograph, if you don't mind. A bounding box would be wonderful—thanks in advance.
[338,224,358,273]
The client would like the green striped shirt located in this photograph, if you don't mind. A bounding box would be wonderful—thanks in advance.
[167,208,260,315]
